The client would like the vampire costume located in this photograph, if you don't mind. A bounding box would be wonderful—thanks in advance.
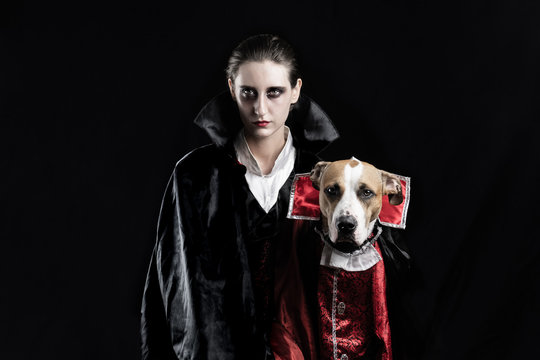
[140,92,414,360]
[140,91,340,359]
[287,172,413,360]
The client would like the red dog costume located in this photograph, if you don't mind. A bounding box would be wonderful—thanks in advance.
[287,173,410,360]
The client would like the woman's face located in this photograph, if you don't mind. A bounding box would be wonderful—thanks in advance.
[228,60,302,142]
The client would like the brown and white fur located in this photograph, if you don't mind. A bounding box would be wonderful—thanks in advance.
[310,157,403,248]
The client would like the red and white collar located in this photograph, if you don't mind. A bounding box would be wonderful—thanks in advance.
[287,172,411,229]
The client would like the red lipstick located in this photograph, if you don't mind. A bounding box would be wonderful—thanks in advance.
[254,121,270,127]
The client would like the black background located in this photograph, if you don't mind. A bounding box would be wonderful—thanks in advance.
[2,1,539,359]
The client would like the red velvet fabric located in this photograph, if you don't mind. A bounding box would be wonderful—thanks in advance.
[318,243,392,360]
[270,220,319,360]
[290,175,321,219]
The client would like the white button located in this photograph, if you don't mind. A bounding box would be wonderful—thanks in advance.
[341,354,348,360]
[337,302,346,315]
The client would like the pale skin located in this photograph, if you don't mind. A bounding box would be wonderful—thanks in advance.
[228,60,302,175]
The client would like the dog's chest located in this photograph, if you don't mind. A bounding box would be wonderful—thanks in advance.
[317,244,392,360]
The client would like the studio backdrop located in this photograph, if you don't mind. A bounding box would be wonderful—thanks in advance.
[2,1,539,359]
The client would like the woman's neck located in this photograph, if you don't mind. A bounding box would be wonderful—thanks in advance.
[245,128,286,175]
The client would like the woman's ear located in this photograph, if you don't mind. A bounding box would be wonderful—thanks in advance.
[291,78,302,104]
[227,78,236,100]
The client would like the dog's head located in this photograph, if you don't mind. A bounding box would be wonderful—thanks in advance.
[310,157,403,248]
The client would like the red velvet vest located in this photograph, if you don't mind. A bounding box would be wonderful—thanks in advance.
[318,243,392,360]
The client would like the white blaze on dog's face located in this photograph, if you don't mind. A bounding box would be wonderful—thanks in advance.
[310,157,403,246]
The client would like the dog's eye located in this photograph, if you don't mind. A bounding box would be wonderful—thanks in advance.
[324,185,339,196]
[360,189,374,199]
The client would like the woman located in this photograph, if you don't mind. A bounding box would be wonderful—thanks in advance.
[140,34,339,359]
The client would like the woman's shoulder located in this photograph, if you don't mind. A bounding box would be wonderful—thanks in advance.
[171,144,237,180]
[175,144,219,167]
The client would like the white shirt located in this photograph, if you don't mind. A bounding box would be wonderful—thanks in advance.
[233,127,296,213]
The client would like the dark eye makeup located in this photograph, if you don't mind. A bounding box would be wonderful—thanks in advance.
[240,87,257,98]
[239,86,286,99]
[266,87,285,98]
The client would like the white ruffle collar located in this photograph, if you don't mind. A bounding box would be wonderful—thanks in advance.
[318,226,383,272]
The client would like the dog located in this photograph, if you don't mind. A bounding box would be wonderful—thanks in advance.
[309,157,404,360]
[310,157,403,251]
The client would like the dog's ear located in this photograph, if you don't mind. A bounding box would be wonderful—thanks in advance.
[381,170,403,205]
[310,161,330,190]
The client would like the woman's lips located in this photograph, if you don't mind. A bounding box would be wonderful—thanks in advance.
[254,121,270,127]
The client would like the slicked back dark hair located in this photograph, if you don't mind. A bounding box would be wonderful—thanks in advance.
[226,34,300,87]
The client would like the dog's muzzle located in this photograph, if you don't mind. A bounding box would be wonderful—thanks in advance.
[337,215,357,234]
[316,223,383,256]
[334,215,359,251]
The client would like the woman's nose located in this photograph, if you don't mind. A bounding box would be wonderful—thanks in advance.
[254,96,268,116]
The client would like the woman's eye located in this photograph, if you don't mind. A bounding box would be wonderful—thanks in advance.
[267,89,282,98]
[241,88,256,98]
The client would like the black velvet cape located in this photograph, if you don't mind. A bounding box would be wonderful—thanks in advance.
[140,92,413,359]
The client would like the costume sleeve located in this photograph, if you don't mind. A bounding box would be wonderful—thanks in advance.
[140,247,183,360]
[140,171,199,360]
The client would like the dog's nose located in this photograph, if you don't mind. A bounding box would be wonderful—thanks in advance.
[337,216,357,233]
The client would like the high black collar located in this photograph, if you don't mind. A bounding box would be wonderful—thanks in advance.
[193,91,340,154]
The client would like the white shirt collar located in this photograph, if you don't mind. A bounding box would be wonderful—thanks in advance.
[234,127,294,176]
[233,127,296,212]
